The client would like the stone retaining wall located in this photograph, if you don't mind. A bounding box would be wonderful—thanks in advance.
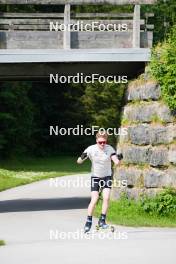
[112,80,176,199]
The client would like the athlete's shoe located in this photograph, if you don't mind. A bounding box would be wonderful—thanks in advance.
[98,219,108,229]
[84,220,92,233]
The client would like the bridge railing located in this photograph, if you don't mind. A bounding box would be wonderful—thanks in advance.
[0,4,154,49]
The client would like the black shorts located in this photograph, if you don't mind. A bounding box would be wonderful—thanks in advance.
[91,176,113,192]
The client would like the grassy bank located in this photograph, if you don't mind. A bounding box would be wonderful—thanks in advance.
[95,196,176,227]
[0,156,90,192]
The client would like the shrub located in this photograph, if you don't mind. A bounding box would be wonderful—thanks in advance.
[149,26,176,111]
[141,188,176,216]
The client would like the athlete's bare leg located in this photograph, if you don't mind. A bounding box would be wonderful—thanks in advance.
[87,191,99,216]
[101,188,111,215]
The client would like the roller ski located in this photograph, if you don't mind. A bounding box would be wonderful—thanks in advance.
[96,224,115,233]
[96,214,115,233]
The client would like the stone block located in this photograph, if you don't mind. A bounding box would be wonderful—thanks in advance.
[149,147,169,167]
[118,129,130,144]
[128,124,175,145]
[114,166,143,188]
[127,81,161,101]
[123,102,173,123]
[121,145,169,167]
[164,169,176,187]
[144,168,165,188]
[168,147,176,165]
[144,168,176,188]
[122,145,152,164]
[111,186,163,200]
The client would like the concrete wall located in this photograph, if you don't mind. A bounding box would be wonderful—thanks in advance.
[0,31,152,49]
[112,79,176,199]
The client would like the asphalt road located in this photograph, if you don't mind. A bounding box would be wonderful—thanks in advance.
[0,174,175,264]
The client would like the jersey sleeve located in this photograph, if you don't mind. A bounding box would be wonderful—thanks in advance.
[108,146,116,157]
[82,146,92,158]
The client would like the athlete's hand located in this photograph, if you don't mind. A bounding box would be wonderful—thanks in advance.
[77,157,83,164]
[111,155,121,166]
[117,153,123,161]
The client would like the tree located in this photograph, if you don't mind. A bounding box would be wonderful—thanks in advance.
[0,82,34,158]
[142,0,176,44]
[82,82,126,146]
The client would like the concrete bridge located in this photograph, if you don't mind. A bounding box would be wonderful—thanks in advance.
[0,0,156,80]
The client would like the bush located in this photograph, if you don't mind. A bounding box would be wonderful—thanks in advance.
[141,188,176,216]
[149,26,176,111]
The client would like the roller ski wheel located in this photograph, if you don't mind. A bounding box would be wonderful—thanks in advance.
[96,224,115,233]
[110,225,115,233]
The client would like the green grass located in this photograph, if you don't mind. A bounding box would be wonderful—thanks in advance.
[0,156,90,192]
[95,199,176,227]
[0,240,5,246]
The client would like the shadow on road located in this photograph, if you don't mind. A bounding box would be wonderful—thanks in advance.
[0,197,90,213]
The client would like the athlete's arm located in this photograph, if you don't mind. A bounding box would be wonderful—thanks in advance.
[77,152,88,164]
[111,153,123,165]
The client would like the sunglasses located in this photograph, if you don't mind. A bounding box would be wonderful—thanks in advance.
[98,141,106,145]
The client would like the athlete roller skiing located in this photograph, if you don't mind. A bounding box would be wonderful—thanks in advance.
[77,132,122,233]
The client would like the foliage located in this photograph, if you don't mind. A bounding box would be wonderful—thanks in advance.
[74,4,133,13]
[28,82,91,156]
[142,0,176,44]
[0,80,125,157]
[95,189,176,227]
[0,82,35,158]
[0,81,87,157]
[141,188,176,216]
[149,25,176,111]
[81,82,126,146]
